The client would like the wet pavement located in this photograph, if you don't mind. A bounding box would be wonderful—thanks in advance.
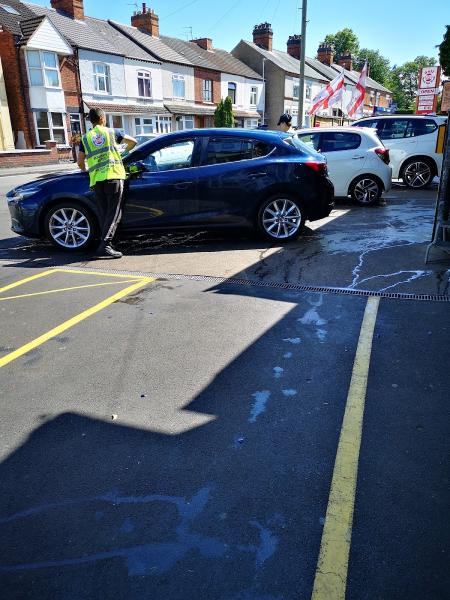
[1,174,449,599]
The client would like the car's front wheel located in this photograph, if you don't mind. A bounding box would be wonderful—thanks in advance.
[257,194,305,241]
[402,158,434,189]
[349,176,382,206]
[44,202,97,251]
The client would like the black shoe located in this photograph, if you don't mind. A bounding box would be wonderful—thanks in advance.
[104,244,123,258]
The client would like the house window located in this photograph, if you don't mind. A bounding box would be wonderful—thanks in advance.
[250,86,257,105]
[106,114,123,129]
[293,80,299,100]
[138,71,152,98]
[156,116,172,134]
[69,113,82,135]
[135,117,154,135]
[227,82,236,104]
[172,74,185,99]
[203,79,212,102]
[35,111,66,145]
[306,82,312,99]
[93,63,111,94]
[177,115,194,130]
[27,50,60,87]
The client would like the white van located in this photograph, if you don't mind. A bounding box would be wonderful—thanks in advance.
[352,115,447,189]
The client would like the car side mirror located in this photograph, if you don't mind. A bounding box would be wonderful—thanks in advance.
[128,160,147,176]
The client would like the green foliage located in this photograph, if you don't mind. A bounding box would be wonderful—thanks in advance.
[323,28,359,58]
[438,25,450,76]
[387,56,437,110]
[354,49,390,85]
[214,97,234,127]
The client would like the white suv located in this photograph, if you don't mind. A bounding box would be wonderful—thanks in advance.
[352,115,447,189]
[293,127,392,206]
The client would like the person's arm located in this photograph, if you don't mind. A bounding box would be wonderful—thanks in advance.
[121,134,137,152]
[77,150,86,171]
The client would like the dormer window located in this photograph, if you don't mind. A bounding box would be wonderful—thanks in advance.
[27,50,60,88]
[93,63,111,94]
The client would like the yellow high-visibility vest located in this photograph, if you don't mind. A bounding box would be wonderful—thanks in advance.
[82,125,126,187]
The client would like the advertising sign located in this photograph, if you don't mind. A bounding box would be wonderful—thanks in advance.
[416,66,441,114]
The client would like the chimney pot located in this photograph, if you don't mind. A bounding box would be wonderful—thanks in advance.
[142,3,146,13]
[287,34,301,60]
[131,5,159,36]
[252,22,273,51]
[317,43,334,66]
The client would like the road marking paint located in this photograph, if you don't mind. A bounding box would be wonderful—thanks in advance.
[311,296,380,600]
[52,268,149,280]
[0,277,154,369]
[0,280,140,302]
[0,270,56,294]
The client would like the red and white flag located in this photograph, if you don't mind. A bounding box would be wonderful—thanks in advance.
[308,71,345,115]
[347,61,367,118]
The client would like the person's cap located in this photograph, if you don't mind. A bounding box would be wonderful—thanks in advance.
[277,113,292,126]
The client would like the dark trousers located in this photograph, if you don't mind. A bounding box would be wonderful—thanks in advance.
[93,179,124,245]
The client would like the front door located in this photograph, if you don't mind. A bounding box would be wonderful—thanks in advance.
[122,138,199,230]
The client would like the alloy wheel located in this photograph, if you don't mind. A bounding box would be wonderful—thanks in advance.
[403,161,432,188]
[48,208,91,249]
[353,178,380,204]
[262,198,302,239]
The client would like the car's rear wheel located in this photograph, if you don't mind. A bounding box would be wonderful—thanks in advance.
[350,176,382,206]
[44,202,97,251]
[402,158,433,189]
[257,195,305,241]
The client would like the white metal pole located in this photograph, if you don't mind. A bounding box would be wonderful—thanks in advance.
[262,58,266,125]
[297,0,308,128]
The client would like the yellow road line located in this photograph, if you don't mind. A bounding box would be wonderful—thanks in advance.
[52,268,149,280]
[0,280,140,302]
[0,278,154,369]
[0,270,56,294]
[311,296,380,600]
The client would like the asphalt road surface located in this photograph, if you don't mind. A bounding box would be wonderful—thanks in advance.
[0,173,449,599]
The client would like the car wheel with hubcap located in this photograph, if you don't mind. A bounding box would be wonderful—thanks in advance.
[44,202,97,251]
[350,176,382,206]
[257,195,305,241]
[402,158,433,189]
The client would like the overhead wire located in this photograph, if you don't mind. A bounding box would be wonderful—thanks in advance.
[206,0,242,34]
[161,0,203,20]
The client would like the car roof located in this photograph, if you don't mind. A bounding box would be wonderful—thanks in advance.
[296,126,374,134]
[356,115,446,121]
[151,128,290,143]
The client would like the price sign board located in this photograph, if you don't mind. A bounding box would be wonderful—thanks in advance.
[416,66,441,114]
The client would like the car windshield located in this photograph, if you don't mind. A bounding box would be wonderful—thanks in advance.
[285,135,320,156]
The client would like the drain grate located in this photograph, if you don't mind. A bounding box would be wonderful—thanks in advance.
[53,266,450,302]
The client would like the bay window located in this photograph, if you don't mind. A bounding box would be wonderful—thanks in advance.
[172,74,185,99]
[93,63,111,94]
[135,117,154,135]
[27,50,60,87]
[138,71,152,98]
[35,111,67,145]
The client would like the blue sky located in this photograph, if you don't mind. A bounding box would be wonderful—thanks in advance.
[30,0,447,66]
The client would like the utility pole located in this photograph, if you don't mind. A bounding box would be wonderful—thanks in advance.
[297,0,307,128]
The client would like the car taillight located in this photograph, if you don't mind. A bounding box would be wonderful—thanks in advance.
[305,160,328,175]
[375,147,390,164]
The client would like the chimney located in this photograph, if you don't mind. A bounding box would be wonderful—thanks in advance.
[50,0,84,20]
[317,43,334,66]
[287,34,301,60]
[337,52,353,71]
[131,3,159,37]
[253,22,273,52]
[191,38,213,51]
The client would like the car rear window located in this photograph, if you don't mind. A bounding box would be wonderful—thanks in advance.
[205,138,272,165]
[320,132,361,152]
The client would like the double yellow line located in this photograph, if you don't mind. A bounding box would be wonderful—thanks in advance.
[0,269,154,369]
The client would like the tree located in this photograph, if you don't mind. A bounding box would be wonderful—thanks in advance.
[214,97,234,127]
[387,55,437,111]
[438,25,450,76]
[323,28,359,58]
[354,49,390,85]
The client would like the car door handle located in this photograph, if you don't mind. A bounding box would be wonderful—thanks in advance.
[352,156,365,159]
[174,181,193,190]
[249,172,268,178]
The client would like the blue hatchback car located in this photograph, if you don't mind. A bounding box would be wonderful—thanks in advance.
[7,128,334,251]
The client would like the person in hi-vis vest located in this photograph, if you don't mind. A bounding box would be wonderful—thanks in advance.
[78,108,136,258]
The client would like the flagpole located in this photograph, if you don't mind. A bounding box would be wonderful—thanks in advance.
[297,0,307,128]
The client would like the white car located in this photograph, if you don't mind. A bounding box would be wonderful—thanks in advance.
[293,126,392,206]
[352,115,447,189]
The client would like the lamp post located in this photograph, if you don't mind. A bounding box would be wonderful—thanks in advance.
[297,0,307,128]
[262,58,267,126]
